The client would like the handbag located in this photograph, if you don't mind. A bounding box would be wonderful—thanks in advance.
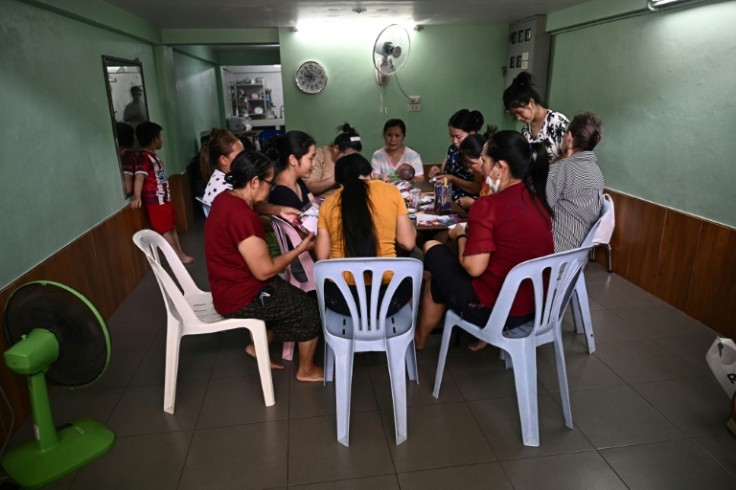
[705,336,736,399]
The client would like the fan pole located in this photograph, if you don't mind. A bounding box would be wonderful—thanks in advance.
[28,370,58,451]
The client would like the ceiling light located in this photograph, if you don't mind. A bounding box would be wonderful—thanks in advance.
[648,0,704,10]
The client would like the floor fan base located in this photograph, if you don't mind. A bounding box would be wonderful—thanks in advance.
[1,417,114,489]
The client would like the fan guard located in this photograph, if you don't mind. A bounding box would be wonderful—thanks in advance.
[373,24,411,85]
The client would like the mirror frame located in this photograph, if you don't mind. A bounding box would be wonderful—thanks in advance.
[101,55,150,197]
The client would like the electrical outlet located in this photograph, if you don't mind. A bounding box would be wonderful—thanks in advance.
[408,96,421,112]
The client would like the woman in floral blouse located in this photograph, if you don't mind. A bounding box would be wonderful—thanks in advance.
[503,71,569,162]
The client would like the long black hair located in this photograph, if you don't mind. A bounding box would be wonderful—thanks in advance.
[334,153,377,257]
[225,150,272,189]
[484,130,553,218]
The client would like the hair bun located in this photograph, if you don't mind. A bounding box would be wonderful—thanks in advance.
[224,173,235,184]
[513,71,533,88]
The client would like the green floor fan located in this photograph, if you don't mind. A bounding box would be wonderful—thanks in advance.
[1,281,115,489]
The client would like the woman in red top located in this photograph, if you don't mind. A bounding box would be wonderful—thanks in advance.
[414,130,554,351]
[205,150,323,382]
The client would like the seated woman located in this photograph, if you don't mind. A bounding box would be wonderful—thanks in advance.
[414,130,554,351]
[371,119,424,182]
[205,150,323,382]
[454,127,498,209]
[266,130,317,210]
[306,123,362,197]
[428,109,485,200]
[199,128,245,206]
[547,112,605,252]
[315,153,417,314]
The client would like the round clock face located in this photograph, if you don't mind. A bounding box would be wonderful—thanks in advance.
[296,61,327,94]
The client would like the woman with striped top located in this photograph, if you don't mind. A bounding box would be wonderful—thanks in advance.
[546,112,605,252]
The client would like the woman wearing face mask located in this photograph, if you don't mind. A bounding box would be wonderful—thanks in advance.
[266,131,317,209]
[428,109,484,201]
[547,112,605,252]
[503,72,569,162]
[306,123,363,197]
[414,130,554,351]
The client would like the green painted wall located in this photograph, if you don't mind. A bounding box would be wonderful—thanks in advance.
[0,0,165,289]
[171,50,222,160]
[547,0,736,227]
[278,25,511,163]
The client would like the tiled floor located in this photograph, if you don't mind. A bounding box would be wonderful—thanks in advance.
[8,220,736,489]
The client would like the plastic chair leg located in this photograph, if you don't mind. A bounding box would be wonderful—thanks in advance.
[510,344,540,447]
[405,341,418,382]
[333,347,354,447]
[552,327,573,429]
[163,321,183,414]
[432,317,456,398]
[324,344,335,383]
[571,275,595,354]
[249,326,275,407]
[282,341,295,361]
[386,339,411,445]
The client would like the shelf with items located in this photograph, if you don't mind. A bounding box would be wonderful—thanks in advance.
[231,81,279,120]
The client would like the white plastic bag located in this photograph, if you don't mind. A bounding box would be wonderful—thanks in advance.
[706,337,736,398]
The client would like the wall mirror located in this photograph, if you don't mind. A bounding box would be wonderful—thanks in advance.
[102,55,149,197]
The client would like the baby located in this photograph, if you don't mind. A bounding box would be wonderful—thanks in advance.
[395,163,416,181]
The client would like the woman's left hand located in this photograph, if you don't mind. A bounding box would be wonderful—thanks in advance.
[455,197,474,209]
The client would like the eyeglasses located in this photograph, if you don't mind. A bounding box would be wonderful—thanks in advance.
[262,178,276,190]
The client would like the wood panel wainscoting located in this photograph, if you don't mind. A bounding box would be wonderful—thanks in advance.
[0,173,193,441]
[595,189,736,339]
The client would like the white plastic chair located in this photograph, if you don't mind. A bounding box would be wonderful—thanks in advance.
[132,229,274,413]
[270,216,316,361]
[433,246,592,447]
[570,194,615,354]
[195,196,211,218]
[314,258,423,446]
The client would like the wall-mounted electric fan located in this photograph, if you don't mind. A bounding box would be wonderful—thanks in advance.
[1,281,114,489]
[373,24,411,85]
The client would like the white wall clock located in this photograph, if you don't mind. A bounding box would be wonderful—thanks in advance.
[295,61,327,94]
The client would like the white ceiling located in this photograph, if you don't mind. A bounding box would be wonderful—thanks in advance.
[101,0,590,29]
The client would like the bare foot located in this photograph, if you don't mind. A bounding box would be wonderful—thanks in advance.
[180,254,195,265]
[245,343,284,370]
[468,340,488,352]
[296,366,325,382]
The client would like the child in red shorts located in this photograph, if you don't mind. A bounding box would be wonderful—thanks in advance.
[131,121,194,264]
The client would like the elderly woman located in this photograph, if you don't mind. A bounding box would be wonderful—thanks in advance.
[415,130,554,351]
[546,112,605,252]
[205,150,323,382]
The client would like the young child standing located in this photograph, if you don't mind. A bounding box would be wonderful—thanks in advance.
[131,121,194,264]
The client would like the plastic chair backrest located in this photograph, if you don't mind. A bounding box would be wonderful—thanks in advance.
[485,246,591,342]
[580,193,613,247]
[195,196,211,217]
[314,258,423,342]
[270,216,315,291]
[591,194,614,246]
[132,230,206,325]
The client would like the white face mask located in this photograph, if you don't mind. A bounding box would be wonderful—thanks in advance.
[486,174,501,193]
